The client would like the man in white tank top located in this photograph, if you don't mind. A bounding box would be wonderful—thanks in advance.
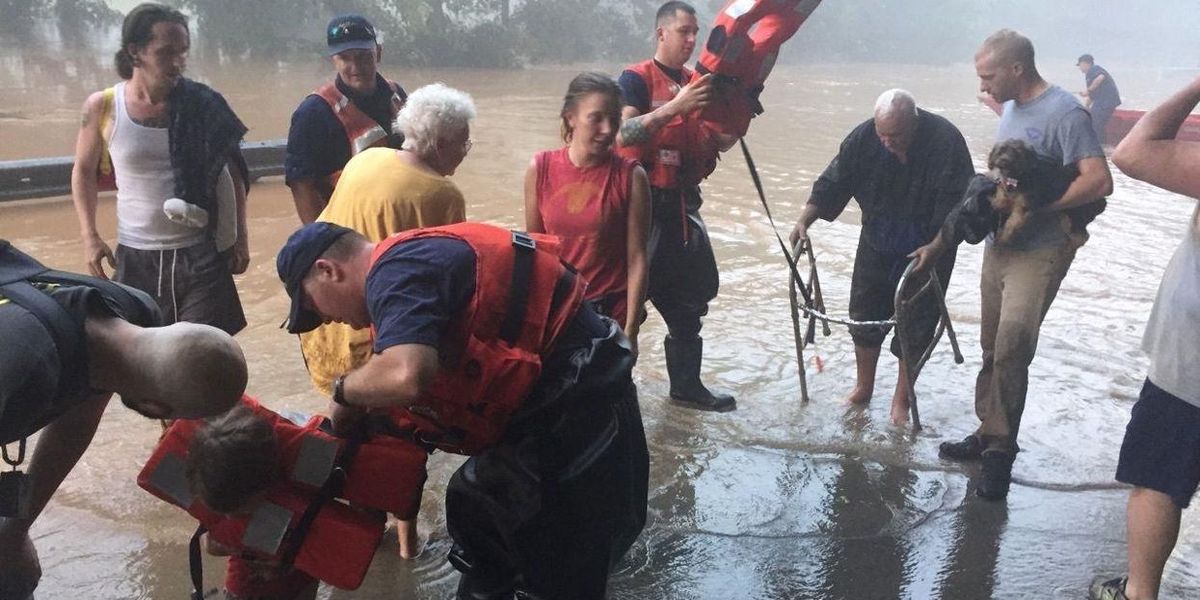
[70,3,247,335]
[1090,77,1200,600]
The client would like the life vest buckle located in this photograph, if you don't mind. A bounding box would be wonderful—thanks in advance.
[511,231,536,252]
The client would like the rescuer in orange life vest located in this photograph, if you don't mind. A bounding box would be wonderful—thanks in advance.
[276,221,650,599]
[616,1,742,413]
[285,14,408,224]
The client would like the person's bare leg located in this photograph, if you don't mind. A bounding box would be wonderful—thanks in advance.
[845,344,880,405]
[1124,487,1181,600]
[397,518,422,559]
[890,359,912,425]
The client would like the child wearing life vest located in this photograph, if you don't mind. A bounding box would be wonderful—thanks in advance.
[153,400,428,598]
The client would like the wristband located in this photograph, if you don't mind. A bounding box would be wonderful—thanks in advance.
[332,375,350,407]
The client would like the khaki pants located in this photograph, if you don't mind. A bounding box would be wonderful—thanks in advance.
[974,241,1077,451]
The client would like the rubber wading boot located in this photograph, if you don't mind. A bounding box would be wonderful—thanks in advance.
[976,449,1015,500]
[664,335,736,412]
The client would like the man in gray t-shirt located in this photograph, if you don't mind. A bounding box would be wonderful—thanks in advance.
[926,29,1113,501]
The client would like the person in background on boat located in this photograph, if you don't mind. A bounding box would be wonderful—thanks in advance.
[1077,54,1122,145]
[0,243,246,600]
[525,72,650,355]
[285,14,408,224]
[1080,55,1123,146]
[297,82,474,559]
[70,2,249,336]
[616,1,740,412]
[1089,76,1200,600]
[789,89,972,425]
[276,221,649,599]
[911,29,1112,500]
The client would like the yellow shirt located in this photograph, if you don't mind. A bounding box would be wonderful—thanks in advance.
[299,147,466,394]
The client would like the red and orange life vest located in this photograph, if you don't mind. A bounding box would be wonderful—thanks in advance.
[696,0,824,137]
[312,79,405,190]
[369,222,587,455]
[616,60,719,189]
[137,395,427,591]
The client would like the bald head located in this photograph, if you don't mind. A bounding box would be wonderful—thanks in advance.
[874,89,917,121]
[90,320,247,420]
[873,89,919,159]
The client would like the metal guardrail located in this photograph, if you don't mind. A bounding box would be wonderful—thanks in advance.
[0,139,287,203]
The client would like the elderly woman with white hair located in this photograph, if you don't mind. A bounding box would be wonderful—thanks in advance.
[296,82,475,559]
[788,88,974,425]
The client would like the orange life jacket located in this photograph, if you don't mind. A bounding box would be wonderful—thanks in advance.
[696,0,823,137]
[369,223,587,455]
[137,395,427,591]
[616,60,719,189]
[312,79,405,191]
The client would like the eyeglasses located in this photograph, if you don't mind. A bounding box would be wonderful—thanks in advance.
[462,138,474,152]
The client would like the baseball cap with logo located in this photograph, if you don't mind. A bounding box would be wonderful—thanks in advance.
[326,14,378,57]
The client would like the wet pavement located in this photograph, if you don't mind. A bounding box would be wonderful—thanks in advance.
[1,49,1198,599]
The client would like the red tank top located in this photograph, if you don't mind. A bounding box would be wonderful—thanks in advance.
[534,147,635,319]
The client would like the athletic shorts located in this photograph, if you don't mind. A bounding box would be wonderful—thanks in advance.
[115,241,245,335]
[1116,378,1200,509]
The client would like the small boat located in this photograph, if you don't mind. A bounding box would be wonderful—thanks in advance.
[979,96,1200,145]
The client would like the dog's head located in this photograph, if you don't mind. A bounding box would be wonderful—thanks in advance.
[986,139,1077,209]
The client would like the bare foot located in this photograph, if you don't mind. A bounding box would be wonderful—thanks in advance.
[397,519,423,559]
[890,398,910,426]
[843,385,873,405]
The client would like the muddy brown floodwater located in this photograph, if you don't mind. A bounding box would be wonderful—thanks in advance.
[1,47,1197,599]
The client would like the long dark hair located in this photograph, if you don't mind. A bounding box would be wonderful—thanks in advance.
[114,3,188,80]
[560,71,621,143]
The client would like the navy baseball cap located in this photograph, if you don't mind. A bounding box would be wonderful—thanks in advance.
[326,14,378,57]
[277,222,354,334]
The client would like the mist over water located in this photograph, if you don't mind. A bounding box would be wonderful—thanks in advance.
[2,2,1200,599]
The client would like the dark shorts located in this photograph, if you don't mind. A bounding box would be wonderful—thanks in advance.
[1116,379,1200,509]
[848,235,955,357]
[115,241,245,335]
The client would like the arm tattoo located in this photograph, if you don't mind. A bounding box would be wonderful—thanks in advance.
[81,108,91,128]
[620,116,652,146]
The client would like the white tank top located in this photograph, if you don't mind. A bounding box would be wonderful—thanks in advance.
[109,82,204,250]
[1143,204,1200,407]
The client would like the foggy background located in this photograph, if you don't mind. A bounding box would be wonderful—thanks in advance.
[1,0,1197,71]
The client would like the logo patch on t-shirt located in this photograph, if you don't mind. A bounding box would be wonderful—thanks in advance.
[1025,127,1044,142]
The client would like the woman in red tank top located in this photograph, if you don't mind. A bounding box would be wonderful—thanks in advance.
[524,72,651,356]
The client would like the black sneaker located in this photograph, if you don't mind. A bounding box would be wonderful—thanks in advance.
[938,434,983,461]
[977,449,1015,500]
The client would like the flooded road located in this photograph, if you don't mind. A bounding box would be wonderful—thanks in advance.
[1,48,1198,599]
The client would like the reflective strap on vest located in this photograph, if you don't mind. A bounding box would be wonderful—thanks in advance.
[242,501,294,555]
[291,434,339,488]
[145,451,194,508]
[352,126,389,154]
[499,231,537,346]
[277,429,366,571]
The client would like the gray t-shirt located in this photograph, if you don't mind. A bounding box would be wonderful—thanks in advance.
[1142,207,1200,408]
[994,85,1105,249]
